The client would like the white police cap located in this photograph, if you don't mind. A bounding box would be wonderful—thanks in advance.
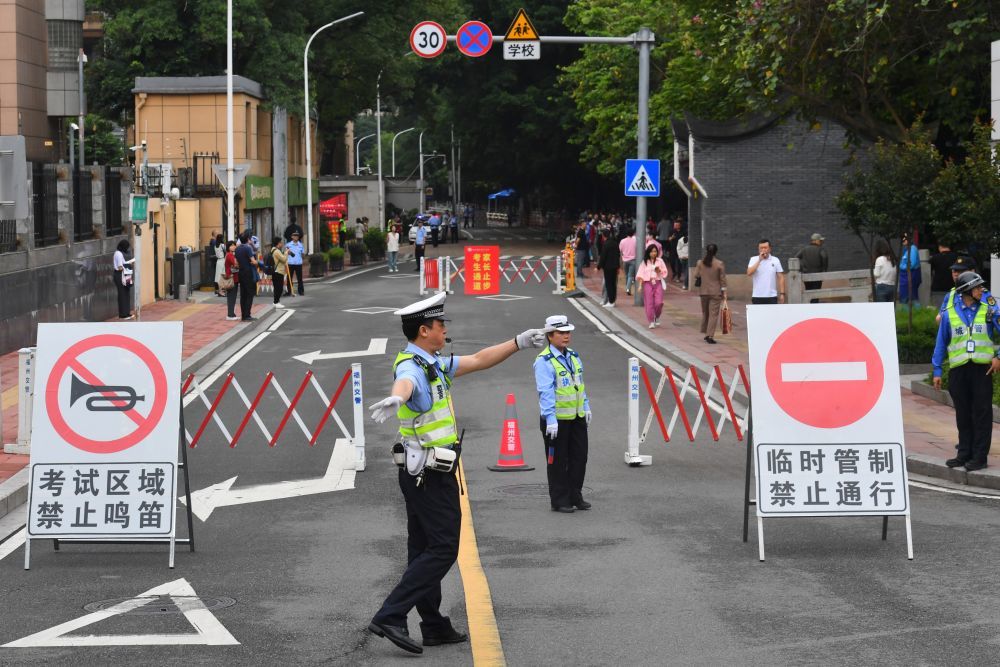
[394,292,450,322]
[543,314,575,332]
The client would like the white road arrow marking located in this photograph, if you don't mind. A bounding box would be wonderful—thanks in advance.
[2,578,239,647]
[293,337,388,365]
[181,438,356,521]
[781,362,867,382]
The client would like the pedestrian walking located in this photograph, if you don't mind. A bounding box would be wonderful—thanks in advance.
[598,229,621,307]
[677,233,690,289]
[898,232,921,306]
[269,237,288,308]
[636,244,668,328]
[366,292,545,654]
[667,218,684,281]
[235,232,258,321]
[929,242,959,305]
[872,239,896,303]
[283,213,303,243]
[112,239,135,320]
[211,233,225,296]
[747,239,785,304]
[656,217,672,259]
[429,211,441,248]
[463,204,473,228]
[694,244,727,344]
[931,272,1000,471]
[794,233,829,302]
[449,211,458,243]
[386,225,400,272]
[413,219,427,271]
[534,315,591,513]
[285,231,304,296]
[222,240,239,321]
[619,226,637,296]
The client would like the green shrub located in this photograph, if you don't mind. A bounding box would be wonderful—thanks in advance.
[318,221,333,252]
[363,229,386,254]
[326,246,344,261]
[895,306,939,363]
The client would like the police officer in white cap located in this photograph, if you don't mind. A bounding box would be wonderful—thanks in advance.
[534,315,591,512]
[367,292,545,654]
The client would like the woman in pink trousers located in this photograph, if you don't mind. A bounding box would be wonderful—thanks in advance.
[635,244,669,328]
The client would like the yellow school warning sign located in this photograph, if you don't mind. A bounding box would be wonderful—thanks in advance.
[503,8,540,60]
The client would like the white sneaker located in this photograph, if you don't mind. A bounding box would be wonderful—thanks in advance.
[275,303,285,309]
[603,302,615,308]
[654,319,660,327]
[648,322,655,329]
[226,316,239,321]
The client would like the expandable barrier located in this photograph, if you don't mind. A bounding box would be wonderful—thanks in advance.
[420,256,564,295]
[626,357,749,466]
[181,363,366,471]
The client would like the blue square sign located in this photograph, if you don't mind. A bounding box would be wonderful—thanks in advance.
[624,159,660,197]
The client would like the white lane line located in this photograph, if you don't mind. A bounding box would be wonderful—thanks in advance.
[909,480,1000,499]
[268,308,295,331]
[567,299,658,369]
[0,527,26,562]
[325,263,387,284]
[782,362,867,382]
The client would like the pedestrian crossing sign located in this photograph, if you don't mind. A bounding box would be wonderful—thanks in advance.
[505,8,539,40]
[624,159,660,197]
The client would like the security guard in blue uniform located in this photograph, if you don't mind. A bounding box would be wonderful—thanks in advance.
[931,272,1000,471]
[534,315,592,512]
[367,292,544,654]
[936,256,989,324]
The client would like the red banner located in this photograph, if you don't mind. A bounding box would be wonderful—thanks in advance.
[465,245,500,295]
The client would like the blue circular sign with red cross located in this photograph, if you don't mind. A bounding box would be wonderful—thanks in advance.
[456,20,493,57]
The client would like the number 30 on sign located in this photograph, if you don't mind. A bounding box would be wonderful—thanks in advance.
[410,21,447,58]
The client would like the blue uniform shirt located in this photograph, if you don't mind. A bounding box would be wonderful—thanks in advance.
[395,343,459,413]
[415,226,427,245]
[533,346,590,426]
[286,240,304,265]
[931,292,1000,377]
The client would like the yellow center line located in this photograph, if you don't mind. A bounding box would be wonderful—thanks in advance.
[456,460,506,666]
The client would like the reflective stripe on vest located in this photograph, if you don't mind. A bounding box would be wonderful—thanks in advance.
[538,345,586,420]
[946,298,995,367]
[393,351,459,448]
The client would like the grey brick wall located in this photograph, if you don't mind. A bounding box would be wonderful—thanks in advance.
[685,117,870,277]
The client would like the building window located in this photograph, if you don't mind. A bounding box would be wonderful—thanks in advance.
[47,21,83,68]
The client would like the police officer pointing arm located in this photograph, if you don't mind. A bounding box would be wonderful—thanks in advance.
[366,292,544,655]
[931,272,1000,472]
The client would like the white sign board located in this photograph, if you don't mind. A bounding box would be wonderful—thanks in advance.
[26,323,182,543]
[504,41,540,60]
[409,21,447,58]
[746,303,912,557]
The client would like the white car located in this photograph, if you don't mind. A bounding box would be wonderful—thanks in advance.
[408,215,430,243]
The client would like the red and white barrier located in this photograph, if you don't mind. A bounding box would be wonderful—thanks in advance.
[181,363,366,470]
[420,255,564,295]
[625,356,749,466]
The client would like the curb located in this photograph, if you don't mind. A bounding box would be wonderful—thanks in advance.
[910,378,1000,424]
[0,304,281,525]
[573,277,1000,492]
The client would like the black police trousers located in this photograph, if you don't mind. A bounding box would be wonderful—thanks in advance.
[948,362,994,464]
[372,466,460,630]
[539,416,589,508]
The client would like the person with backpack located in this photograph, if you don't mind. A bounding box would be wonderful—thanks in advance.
[267,236,289,308]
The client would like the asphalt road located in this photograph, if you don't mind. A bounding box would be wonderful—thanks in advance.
[2,234,1000,665]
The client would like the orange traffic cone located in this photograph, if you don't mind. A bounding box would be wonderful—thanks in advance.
[488,393,535,471]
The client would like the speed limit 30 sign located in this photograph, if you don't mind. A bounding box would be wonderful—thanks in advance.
[410,21,446,58]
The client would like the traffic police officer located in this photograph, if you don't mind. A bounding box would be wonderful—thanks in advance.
[936,256,988,324]
[367,292,544,654]
[931,272,1000,471]
[534,315,592,512]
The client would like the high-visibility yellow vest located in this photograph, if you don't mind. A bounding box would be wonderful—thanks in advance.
[946,297,995,368]
[538,345,586,420]
[393,351,459,448]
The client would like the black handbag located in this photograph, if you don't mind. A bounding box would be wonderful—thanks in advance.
[694,275,702,288]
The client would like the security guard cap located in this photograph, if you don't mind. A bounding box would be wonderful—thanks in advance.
[543,315,575,332]
[394,292,450,322]
[950,255,976,272]
[956,271,985,294]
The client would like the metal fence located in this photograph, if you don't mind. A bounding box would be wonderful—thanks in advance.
[33,168,58,247]
[0,219,16,253]
[73,169,94,241]
[105,167,123,235]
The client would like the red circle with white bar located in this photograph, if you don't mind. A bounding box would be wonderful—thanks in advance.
[764,318,883,428]
[410,21,447,58]
[45,334,168,454]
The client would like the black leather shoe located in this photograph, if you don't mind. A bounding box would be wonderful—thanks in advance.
[574,500,592,510]
[368,621,423,654]
[706,337,717,344]
[421,626,469,646]
[965,461,988,472]
[551,506,575,513]
[946,458,969,468]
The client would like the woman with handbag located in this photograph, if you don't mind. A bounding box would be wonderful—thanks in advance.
[213,233,226,295]
[222,240,239,321]
[694,243,727,344]
[112,239,135,320]
[635,244,669,328]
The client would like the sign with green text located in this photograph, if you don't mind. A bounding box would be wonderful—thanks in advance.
[129,194,148,222]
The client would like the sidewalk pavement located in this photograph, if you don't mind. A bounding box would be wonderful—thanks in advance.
[576,266,1000,491]
[0,257,387,520]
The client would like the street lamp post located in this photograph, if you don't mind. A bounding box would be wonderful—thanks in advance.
[356,133,375,175]
[303,11,364,255]
[418,131,424,213]
[376,70,384,230]
[391,127,415,177]
[77,49,86,167]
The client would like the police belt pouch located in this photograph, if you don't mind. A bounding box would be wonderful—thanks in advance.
[402,441,456,475]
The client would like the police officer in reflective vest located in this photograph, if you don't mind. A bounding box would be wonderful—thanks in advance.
[367,292,544,654]
[534,315,592,512]
[931,272,1000,471]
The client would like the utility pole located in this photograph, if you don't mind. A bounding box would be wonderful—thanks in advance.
[633,27,654,307]
[450,125,457,217]
[77,49,86,167]
[376,70,384,230]
[225,0,235,241]
[418,131,424,213]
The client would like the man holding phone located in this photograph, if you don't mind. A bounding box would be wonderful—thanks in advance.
[747,238,785,304]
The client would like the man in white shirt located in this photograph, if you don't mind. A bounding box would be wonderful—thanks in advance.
[747,239,785,304]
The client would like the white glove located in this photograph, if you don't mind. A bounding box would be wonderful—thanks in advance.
[545,421,559,439]
[369,395,404,424]
[515,328,546,350]
[585,410,592,426]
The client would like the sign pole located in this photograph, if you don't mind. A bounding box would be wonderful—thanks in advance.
[179,406,195,552]
[742,400,754,544]
[633,27,653,307]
